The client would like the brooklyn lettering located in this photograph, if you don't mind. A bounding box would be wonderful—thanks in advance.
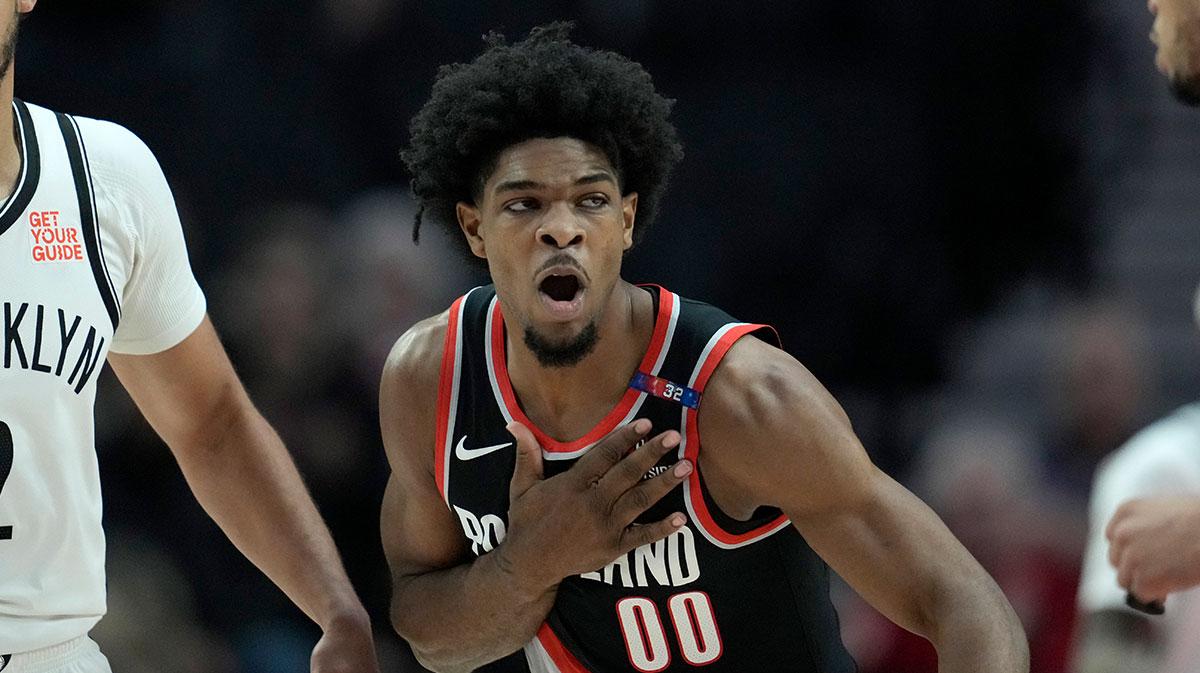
[3,301,104,394]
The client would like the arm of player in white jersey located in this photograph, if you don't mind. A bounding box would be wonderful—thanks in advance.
[107,315,379,673]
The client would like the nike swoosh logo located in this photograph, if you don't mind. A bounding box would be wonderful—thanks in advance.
[455,436,513,461]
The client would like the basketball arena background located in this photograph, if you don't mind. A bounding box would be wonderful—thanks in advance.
[15,1,1200,671]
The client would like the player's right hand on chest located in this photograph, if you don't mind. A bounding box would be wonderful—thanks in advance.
[496,418,691,591]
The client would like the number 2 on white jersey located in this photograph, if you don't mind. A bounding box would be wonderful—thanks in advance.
[617,591,722,671]
[0,421,12,540]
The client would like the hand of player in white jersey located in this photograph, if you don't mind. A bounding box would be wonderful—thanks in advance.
[310,614,380,673]
[496,418,692,594]
[1107,496,1200,607]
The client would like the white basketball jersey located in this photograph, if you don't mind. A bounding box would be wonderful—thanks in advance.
[0,100,206,654]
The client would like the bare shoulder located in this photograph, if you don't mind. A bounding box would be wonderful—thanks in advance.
[379,309,474,579]
[697,334,873,516]
[702,334,853,439]
[382,310,451,395]
[379,310,452,475]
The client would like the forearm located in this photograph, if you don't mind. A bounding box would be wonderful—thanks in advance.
[928,577,1029,673]
[173,398,366,630]
[392,549,556,673]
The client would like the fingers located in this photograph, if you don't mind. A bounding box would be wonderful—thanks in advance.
[619,513,688,554]
[1105,499,1138,543]
[1111,529,1168,604]
[597,428,682,495]
[1124,567,1169,606]
[508,422,544,503]
[575,419,653,484]
[611,451,693,526]
[1114,548,1133,592]
[1107,529,1124,569]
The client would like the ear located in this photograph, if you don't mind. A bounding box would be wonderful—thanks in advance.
[18,0,36,13]
[621,192,639,250]
[456,202,487,259]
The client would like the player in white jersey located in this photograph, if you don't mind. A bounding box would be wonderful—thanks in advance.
[0,2,379,672]
[1071,287,1200,673]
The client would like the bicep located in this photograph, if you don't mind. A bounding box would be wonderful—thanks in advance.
[700,338,981,638]
[378,323,471,583]
[107,315,243,449]
[380,471,469,585]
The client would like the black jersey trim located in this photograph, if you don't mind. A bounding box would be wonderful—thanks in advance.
[57,112,120,332]
[0,100,42,239]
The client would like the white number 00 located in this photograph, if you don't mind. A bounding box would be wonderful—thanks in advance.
[616,591,722,671]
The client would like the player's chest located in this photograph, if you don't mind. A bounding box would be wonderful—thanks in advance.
[0,193,116,394]
[444,396,689,561]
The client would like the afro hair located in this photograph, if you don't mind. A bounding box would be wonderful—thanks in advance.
[402,22,684,260]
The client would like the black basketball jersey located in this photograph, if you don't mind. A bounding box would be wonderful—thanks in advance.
[434,285,857,673]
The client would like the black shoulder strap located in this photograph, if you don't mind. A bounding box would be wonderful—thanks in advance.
[0,100,41,239]
[56,112,120,331]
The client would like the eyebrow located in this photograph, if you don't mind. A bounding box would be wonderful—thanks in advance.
[493,171,617,195]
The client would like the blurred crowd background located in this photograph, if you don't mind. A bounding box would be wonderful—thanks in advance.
[14,1,1200,671]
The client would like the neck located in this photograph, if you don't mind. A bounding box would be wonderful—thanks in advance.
[0,64,18,200]
[504,280,655,442]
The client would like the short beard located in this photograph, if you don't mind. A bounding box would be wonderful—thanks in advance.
[523,320,599,368]
[0,8,17,84]
[1169,74,1200,106]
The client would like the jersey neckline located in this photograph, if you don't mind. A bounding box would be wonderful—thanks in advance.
[488,285,676,454]
[0,100,43,240]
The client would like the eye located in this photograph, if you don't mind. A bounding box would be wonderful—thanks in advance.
[504,198,539,213]
[578,194,609,209]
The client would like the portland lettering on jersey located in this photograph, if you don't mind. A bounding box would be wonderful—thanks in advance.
[452,502,702,588]
[454,505,507,555]
[580,526,701,588]
[3,301,105,394]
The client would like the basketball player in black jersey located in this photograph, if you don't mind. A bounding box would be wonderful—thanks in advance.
[380,23,1029,673]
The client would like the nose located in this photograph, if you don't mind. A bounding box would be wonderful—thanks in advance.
[1148,0,1158,14]
[537,203,585,249]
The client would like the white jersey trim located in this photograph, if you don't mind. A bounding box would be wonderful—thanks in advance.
[680,323,792,550]
[483,291,680,461]
[440,288,476,504]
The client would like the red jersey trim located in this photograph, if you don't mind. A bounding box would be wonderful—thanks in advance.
[488,289,676,455]
[683,323,791,548]
[434,294,467,502]
[535,622,593,673]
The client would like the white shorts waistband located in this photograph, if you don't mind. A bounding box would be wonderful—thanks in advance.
[2,636,89,669]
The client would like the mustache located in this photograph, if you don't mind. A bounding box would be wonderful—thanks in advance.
[535,253,590,284]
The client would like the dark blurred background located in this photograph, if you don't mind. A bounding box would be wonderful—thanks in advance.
[17,1,1200,671]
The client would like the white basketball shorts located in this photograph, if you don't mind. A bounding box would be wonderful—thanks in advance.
[0,637,111,673]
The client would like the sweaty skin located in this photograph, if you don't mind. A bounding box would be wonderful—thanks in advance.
[381,137,1028,673]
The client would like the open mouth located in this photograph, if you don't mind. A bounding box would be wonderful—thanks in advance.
[536,267,587,319]
[540,274,581,302]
